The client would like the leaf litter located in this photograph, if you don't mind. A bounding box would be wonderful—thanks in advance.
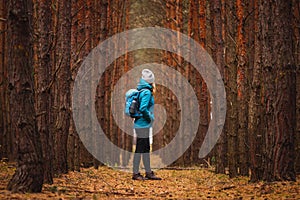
[0,161,299,199]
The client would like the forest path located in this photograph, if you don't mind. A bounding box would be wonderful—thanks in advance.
[0,161,299,199]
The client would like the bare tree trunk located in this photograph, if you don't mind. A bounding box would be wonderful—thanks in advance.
[95,0,108,167]
[78,0,94,169]
[196,0,209,167]
[210,0,226,174]
[260,0,296,181]
[0,0,6,160]
[121,0,132,168]
[292,0,300,174]
[188,0,198,166]
[225,0,238,178]
[6,0,44,192]
[248,0,264,182]
[164,0,185,166]
[245,0,255,176]
[0,0,14,162]
[236,0,250,176]
[35,0,54,184]
[186,0,208,166]
[69,0,80,172]
[53,0,71,175]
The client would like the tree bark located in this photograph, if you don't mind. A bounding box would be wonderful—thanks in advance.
[197,0,209,167]
[210,0,226,174]
[248,0,264,182]
[260,0,296,181]
[292,0,300,174]
[53,0,71,175]
[236,0,249,176]
[225,0,238,178]
[0,0,14,162]
[68,0,78,172]
[95,0,108,167]
[35,0,54,184]
[6,0,44,192]
[121,0,132,168]
[0,0,6,160]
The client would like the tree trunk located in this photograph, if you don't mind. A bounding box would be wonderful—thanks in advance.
[210,0,226,174]
[197,0,209,167]
[53,0,71,175]
[260,0,296,181]
[6,0,44,192]
[68,0,78,172]
[0,0,6,160]
[248,0,264,182]
[0,0,14,162]
[164,0,185,166]
[77,0,94,169]
[120,0,132,168]
[186,0,209,166]
[35,0,54,184]
[236,0,250,176]
[225,0,238,178]
[95,0,108,168]
[292,0,300,174]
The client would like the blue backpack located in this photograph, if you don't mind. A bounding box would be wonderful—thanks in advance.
[124,89,147,118]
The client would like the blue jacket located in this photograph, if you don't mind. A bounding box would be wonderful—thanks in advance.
[134,79,154,129]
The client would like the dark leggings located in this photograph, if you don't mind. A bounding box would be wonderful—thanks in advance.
[133,128,151,174]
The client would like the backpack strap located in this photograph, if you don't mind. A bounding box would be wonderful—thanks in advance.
[137,88,151,100]
[137,88,150,93]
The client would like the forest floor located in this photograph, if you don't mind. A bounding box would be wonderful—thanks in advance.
[0,161,299,199]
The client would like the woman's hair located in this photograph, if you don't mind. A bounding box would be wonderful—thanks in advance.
[152,83,156,95]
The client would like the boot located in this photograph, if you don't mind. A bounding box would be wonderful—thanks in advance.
[145,171,162,180]
[132,173,145,180]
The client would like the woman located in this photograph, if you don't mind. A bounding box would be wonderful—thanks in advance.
[132,69,161,180]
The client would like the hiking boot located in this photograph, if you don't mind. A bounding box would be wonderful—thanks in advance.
[145,171,162,180]
[132,173,145,180]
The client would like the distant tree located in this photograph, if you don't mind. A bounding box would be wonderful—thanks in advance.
[187,0,209,166]
[94,0,109,169]
[6,0,44,192]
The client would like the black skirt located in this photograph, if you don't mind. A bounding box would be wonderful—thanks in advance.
[135,128,150,153]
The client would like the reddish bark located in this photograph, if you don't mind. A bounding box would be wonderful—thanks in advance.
[210,0,226,174]
[53,0,72,175]
[225,0,238,178]
[260,0,296,181]
[292,0,300,174]
[0,0,7,160]
[236,0,249,176]
[35,0,54,184]
[6,0,44,192]
[248,0,264,182]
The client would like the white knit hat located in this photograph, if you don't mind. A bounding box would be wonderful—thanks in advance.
[141,69,155,83]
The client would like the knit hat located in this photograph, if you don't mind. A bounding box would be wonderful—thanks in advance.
[141,69,155,84]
